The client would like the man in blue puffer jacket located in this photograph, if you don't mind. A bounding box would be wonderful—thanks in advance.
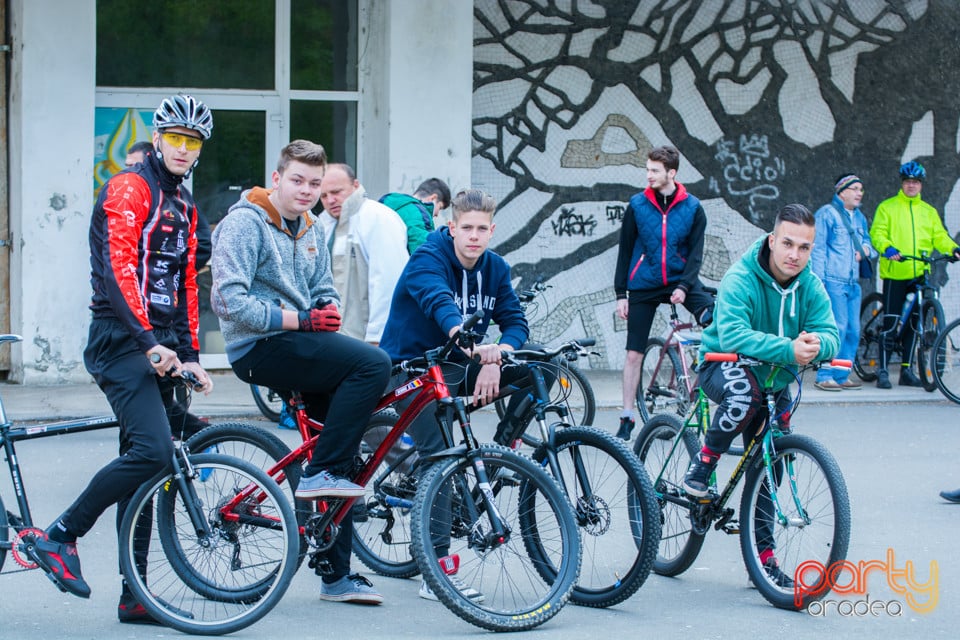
[613,145,714,440]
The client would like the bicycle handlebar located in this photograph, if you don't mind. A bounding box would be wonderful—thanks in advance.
[703,353,851,370]
[898,253,958,265]
[176,369,208,391]
[396,310,487,374]
[502,339,598,364]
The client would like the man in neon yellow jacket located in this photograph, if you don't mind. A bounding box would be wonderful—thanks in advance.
[869,161,960,389]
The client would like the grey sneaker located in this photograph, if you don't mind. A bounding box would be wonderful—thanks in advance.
[295,470,364,499]
[320,574,383,605]
[419,576,485,603]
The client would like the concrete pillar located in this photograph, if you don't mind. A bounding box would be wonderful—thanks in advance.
[7,0,96,382]
[359,0,473,199]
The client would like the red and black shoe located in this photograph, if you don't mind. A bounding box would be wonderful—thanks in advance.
[118,584,195,625]
[30,537,91,599]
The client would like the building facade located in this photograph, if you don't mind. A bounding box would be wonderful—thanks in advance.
[3,0,959,382]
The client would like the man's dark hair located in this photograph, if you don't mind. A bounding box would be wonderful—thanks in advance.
[414,178,451,209]
[127,141,154,157]
[774,203,815,228]
[647,145,680,172]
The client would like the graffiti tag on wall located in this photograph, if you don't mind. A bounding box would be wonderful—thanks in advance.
[710,134,786,223]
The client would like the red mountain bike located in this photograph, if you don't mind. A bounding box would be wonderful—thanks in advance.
[188,313,582,632]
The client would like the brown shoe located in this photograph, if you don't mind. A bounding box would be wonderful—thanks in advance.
[814,380,843,391]
[840,380,862,390]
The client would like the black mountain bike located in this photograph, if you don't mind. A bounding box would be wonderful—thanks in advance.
[855,253,955,389]
[0,334,299,635]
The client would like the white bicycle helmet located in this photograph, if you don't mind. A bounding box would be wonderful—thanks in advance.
[153,94,214,140]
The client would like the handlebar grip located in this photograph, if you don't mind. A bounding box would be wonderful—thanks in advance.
[704,352,738,362]
[576,338,596,347]
[829,358,853,369]
[462,310,485,331]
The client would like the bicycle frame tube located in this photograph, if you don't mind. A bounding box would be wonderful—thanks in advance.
[0,415,120,530]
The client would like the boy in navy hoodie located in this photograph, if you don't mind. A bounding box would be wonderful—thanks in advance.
[379,188,532,601]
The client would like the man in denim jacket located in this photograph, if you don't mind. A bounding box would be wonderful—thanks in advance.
[810,174,876,390]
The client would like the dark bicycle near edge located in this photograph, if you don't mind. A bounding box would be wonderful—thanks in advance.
[855,252,956,389]
[0,334,300,635]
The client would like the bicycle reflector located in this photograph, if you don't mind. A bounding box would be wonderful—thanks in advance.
[439,554,461,575]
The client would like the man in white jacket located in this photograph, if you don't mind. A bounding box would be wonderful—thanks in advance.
[319,163,408,344]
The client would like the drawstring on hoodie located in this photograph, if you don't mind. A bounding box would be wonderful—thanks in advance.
[461,269,483,321]
[770,278,800,336]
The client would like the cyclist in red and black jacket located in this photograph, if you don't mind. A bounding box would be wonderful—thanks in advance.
[31,95,215,625]
[613,145,714,441]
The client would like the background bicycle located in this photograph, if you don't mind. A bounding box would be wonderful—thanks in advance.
[632,353,851,611]
[855,253,955,390]
[490,277,597,426]
[932,316,960,404]
[250,384,283,422]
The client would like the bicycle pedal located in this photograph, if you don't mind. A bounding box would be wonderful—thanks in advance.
[720,521,740,535]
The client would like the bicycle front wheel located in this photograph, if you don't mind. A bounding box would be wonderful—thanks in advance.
[916,298,945,391]
[530,426,658,607]
[118,453,299,635]
[932,317,960,404]
[637,338,689,424]
[411,445,581,632]
[353,412,420,578]
[854,292,883,382]
[633,413,705,576]
[739,434,850,610]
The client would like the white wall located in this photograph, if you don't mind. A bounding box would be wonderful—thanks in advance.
[8,0,96,383]
[359,0,473,199]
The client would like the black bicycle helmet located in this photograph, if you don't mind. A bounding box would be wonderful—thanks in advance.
[153,94,214,140]
[899,161,926,181]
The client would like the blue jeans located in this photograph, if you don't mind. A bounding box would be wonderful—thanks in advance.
[818,279,861,384]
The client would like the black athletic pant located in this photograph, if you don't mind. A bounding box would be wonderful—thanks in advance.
[698,360,792,553]
[232,330,391,581]
[60,319,178,539]
[625,281,715,352]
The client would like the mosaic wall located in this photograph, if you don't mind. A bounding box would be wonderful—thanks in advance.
[472,0,960,369]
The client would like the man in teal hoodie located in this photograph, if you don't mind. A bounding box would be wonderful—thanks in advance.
[684,203,839,581]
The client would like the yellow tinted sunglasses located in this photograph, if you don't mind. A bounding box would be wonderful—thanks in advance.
[161,131,204,151]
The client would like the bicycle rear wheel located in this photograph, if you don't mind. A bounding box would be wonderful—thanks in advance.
[932,318,960,404]
[250,384,283,422]
[411,445,581,631]
[353,412,421,578]
[854,292,883,382]
[739,434,850,610]
[118,453,299,635]
[637,338,689,424]
[633,413,705,576]
[916,298,945,391]
[529,426,658,607]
